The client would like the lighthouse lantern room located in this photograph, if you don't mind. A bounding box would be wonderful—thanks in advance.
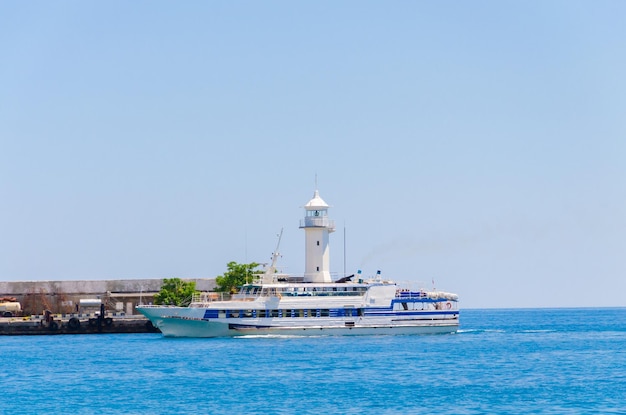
[299,189,336,283]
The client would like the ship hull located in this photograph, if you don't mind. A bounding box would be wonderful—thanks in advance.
[138,306,459,338]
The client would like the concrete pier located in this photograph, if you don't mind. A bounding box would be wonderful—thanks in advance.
[0,314,160,335]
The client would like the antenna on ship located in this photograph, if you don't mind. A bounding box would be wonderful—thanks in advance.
[343,224,346,279]
[262,228,283,283]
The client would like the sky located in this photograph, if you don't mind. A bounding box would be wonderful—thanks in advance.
[1,2,624,308]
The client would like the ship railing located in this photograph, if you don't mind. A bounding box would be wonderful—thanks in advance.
[191,292,232,304]
[299,217,336,230]
[395,290,428,299]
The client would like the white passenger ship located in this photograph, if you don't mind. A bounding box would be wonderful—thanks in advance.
[138,189,459,337]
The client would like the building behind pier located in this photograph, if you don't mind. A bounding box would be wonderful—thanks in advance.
[0,278,216,316]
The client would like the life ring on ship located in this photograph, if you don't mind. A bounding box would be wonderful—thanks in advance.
[445,302,452,310]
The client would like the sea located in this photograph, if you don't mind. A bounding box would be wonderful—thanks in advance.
[2,308,625,415]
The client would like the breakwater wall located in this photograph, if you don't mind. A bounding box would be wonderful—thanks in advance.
[0,278,216,316]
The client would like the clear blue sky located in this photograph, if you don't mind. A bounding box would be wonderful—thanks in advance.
[1,2,624,308]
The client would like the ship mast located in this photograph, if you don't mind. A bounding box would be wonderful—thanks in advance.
[262,228,283,283]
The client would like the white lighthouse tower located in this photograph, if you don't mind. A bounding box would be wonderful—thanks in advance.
[300,189,335,283]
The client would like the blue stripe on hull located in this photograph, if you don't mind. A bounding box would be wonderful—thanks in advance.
[363,311,459,317]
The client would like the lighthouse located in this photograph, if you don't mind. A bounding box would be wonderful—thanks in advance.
[300,189,336,283]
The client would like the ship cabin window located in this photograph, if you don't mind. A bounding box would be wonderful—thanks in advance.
[219,310,226,318]
[287,309,332,317]
[204,309,219,319]
[258,310,267,318]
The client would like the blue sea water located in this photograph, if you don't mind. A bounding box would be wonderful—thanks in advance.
[2,308,625,414]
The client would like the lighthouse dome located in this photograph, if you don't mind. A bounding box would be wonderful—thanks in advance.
[304,190,329,210]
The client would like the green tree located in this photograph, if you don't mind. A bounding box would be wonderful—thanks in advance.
[215,261,261,293]
[154,278,198,306]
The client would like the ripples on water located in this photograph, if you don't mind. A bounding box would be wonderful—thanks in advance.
[1,308,625,414]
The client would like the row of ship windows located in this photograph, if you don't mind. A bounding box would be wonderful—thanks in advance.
[204,308,363,319]
[240,287,367,296]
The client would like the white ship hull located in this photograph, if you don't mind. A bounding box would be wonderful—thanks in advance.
[141,313,459,338]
